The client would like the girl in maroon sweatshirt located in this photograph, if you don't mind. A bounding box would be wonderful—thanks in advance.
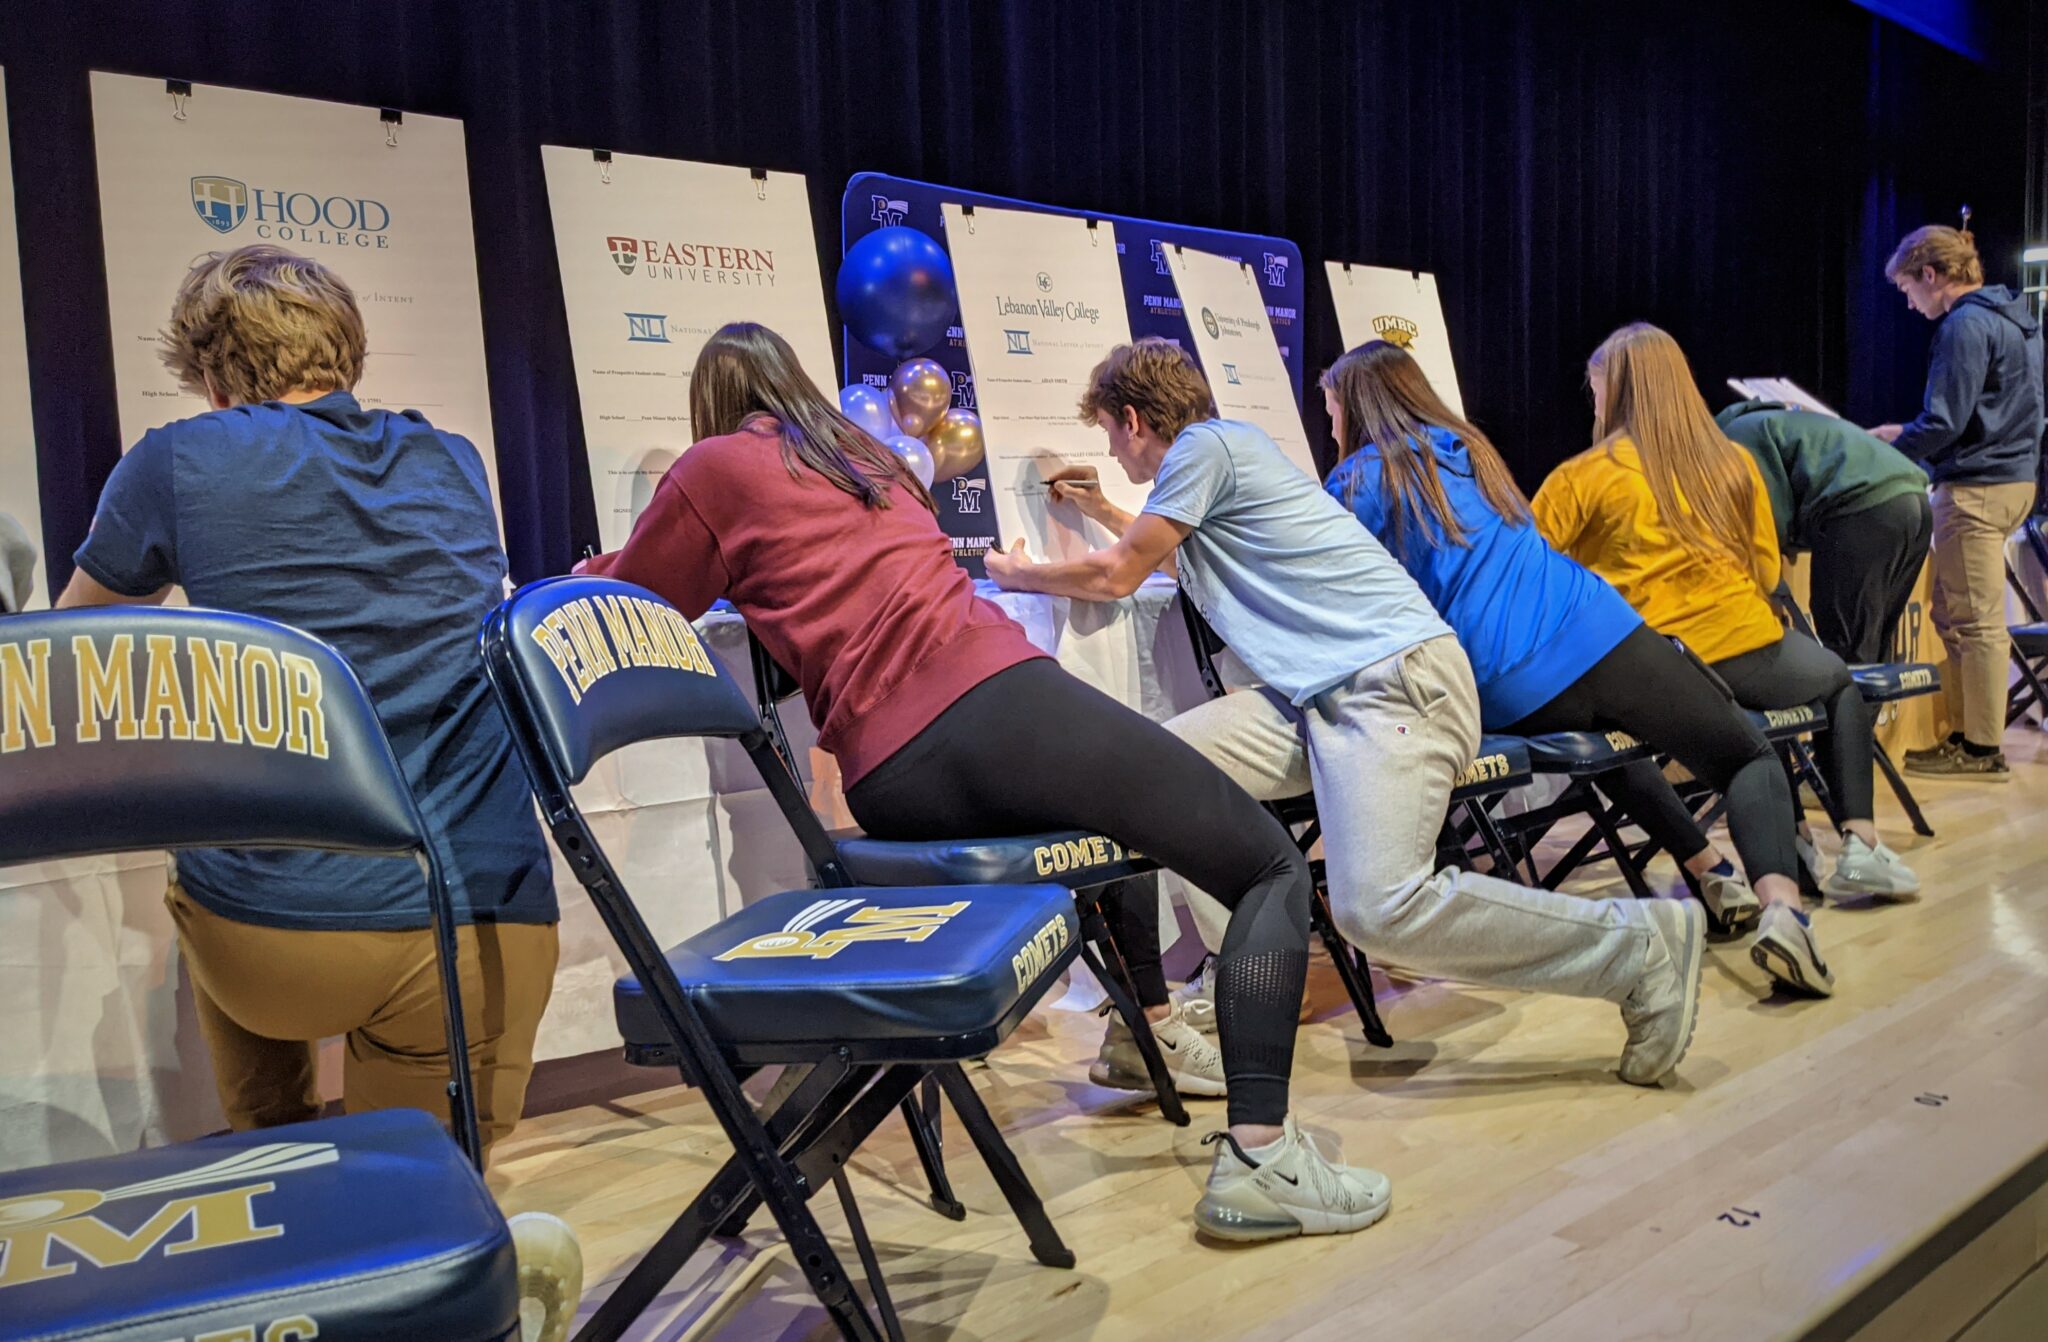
[587,322,1388,1242]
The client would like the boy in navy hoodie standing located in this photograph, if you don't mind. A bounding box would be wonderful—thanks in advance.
[1873,224,2044,779]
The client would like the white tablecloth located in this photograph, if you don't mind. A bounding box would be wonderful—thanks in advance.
[0,577,1206,1169]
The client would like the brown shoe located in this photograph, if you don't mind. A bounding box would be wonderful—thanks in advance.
[1902,738,1958,765]
[1905,745,2010,781]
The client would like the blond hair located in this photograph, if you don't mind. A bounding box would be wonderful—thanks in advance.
[159,245,366,405]
[1587,323,1773,594]
[1884,224,1984,286]
[1078,338,1218,440]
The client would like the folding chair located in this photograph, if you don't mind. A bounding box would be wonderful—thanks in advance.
[0,607,517,1340]
[480,576,1077,1342]
[742,629,1193,1126]
[1175,593,1413,1047]
[2005,521,2048,728]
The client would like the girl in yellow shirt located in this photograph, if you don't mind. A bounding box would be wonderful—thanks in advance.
[1535,323,1919,996]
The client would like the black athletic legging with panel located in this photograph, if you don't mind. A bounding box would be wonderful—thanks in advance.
[1503,623,1800,881]
[1711,629,1875,822]
[846,657,1312,1128]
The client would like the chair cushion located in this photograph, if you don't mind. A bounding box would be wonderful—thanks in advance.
[1749,700,1827,739]
[1522,728,1653,773]
[615,884,1079,1061]
[1849,662,1940,702]
[834,830,1153,889]
[2012,623,2048,657]
[0,1109,516,1342]
[1451,735,1533,799]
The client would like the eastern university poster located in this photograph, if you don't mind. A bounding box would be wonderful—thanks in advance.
[90,73,501,514]
[542,149,837,551]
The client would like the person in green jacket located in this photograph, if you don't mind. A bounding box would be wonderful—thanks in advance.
[1714,398,1932,664]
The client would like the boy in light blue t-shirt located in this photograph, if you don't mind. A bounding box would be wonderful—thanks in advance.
[987,339,1704,1122]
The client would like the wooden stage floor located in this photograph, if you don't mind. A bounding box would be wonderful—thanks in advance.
[490,729,2048,1341]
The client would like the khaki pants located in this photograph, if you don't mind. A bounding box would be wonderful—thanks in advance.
[1166,635,1654,1004]
[168,883,558,1164]
[1930,481,2034,748]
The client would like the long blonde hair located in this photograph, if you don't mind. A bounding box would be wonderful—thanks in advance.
[1587,323,1771,592]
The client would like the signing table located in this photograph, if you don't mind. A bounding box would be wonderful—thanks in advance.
[0,578,1209,1169]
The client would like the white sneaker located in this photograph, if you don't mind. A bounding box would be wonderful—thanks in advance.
[509,1212,584,1342]
[1618,899,1705,1086]
[1750,902,1836,997]
[1696,866,1761,935]
[1170,957,1218,1034]
[1193,1116,1392,1242]
[1795,831,1822,883]
[1824,834,1920,900]
[1090,1002,1227,1096]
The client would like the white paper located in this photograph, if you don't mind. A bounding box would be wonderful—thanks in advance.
[542,150,838,550]
[1325,262,1466,417]
[90,73,501,517]
[1726,377,1840,418]
[0,71,42,609]
[1164,243,1317,478]
[942,203,1139,562]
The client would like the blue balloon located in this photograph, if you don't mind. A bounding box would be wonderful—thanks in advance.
[837,226,958,360]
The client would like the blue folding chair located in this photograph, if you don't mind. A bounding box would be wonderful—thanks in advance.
[2005,517,2048,729]
[0,607,516,1341]
[479,576,1078,1342]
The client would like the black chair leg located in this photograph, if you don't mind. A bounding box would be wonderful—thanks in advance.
[834,1172,907,1342]
[933,1064,1077,1270]
[1074,907,1191,1127]
[1583,792,1658,900]
[900,1087,965,1220]
[1311,889,1393,1048]
[1873,740,1935,837]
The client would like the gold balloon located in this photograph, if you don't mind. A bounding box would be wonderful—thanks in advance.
[925,408,985,482]
[889,358,951,438]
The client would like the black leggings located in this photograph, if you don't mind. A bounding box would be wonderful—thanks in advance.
[1504,624,1798,882]
[1712,630,1874,822]
[846,658,1311,1127]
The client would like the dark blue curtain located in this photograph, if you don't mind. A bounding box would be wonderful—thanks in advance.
[0,0,2026,598]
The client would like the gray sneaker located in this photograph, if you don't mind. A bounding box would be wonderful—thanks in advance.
[1750,902,1836,997]
[1619,899,1705,1086]
[1090,1002,1227,1096]
[1193,1117,1391,1242]
[1824,833,1920,899]
[1170,957,1218,1034]
[1905,745,2010,781]
[1697,867,1761,934]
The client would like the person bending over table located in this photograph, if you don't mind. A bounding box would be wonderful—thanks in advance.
[1320,338,1798,938]
[1870,225,2044,780]
[581,321,1387,1244]
[1714,398,1931,666]
[985,337,1705,1089]
[57,245,576,1339]
[1536,322,1922,997]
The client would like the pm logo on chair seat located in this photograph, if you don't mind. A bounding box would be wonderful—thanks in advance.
[191,177,248,234]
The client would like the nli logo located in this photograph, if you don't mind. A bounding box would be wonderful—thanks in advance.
[870,195,909,227]
[625,312,669,343]
[190,177,248,234]
[1372,314,1420,349]
[717,897,971,962]
[1222,363,1241,385]
[607,236,640,276]
[1004,329,1033,355]
[0,1141,336,1290]
[1262,252,1290,288]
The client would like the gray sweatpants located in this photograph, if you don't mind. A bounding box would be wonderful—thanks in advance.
[1167,634,1654,1004]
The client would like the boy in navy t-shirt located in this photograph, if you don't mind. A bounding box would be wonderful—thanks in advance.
[60,245,558,1163]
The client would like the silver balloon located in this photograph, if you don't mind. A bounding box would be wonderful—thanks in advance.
[889,358,951,437]
[839,384,899,440]
[886,434,937,489]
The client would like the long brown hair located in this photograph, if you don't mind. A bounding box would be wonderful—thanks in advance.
[1320,340,1531,555]
[1587,323,1771,592]
[690,322,935,512]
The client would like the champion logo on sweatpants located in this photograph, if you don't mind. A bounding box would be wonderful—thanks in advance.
[1395,724,1409,735]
